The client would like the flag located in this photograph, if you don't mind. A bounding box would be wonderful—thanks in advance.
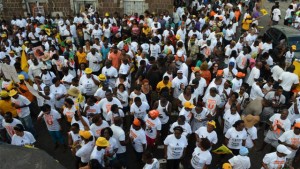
[124,37,131,44]
[260,9,268,16]
[21,50,28,73]
[212,145,233,154]
[45,28,51,36]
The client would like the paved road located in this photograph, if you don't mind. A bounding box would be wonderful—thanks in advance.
[31,1,296,169]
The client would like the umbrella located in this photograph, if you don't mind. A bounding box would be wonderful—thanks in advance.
[0,143,66,169]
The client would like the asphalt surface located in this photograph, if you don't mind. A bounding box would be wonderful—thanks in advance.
[30,1,298,169]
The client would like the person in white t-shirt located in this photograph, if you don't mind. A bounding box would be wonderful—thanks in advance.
[129,118,147,162]
[179,101,195,123]
[68,123,82,155]
[242,114,259,149]
[11,124,36,146]
[142,151,160,169]
[110,117,127,168]
[172,70,188,99]
[223,104,241,134]
[86,49,102,74]
[2,112,22,138]
[144,110,161,149]
[195,120,218,147]
[278,65,299,103]
[262,144,291,169]
[278,123,300,166]
[97,90,123,121]
[190,137,212,169]
[130,97,150,120]
[38,104,65,148]
[225,120,247,155]
[272,6,281,25]
[89,115,109,138]
[76,130,95,167]
[9,90,35,135]
[79,68,100,96]
[228,146,251,169]
[164,126,188,169]
[100,127,118,165]
[90,137,109,168]
[106,104,125,125]
[246,61,262,86]
[170,115,192,137]
[202,87,221,116]
[50,77,67,109]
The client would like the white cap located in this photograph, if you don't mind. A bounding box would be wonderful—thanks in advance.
[277,144,291,155]
[177,70,183,74]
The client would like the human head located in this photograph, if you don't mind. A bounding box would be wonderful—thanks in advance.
[173,126,184,139]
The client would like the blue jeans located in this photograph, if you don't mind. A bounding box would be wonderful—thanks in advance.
[20,115,36,136]
[49,130,64,144]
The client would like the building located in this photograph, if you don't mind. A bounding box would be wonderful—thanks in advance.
[1,0,173,19]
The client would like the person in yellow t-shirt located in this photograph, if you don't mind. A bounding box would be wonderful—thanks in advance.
[142,24,151,37]
[156,76,172,94]
[242,15,253,32]
[76,47,87,64]
[0,91,17,117]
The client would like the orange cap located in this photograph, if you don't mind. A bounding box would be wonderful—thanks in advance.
[216,70,224,76]
[236,72,245,78]
[149,110,159,118]
[133,118,141,126]
[294,123,300,129]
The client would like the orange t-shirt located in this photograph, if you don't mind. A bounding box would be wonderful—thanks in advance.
[108,51,122,69]
[18,83,35,102]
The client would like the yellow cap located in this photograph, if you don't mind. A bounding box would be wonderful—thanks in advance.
[84,68,93,74]
[0,90,9,98]
[9,89,18,97]
[9,51,15,54]
[98,74,106,81]
[222,163,232,169]
[18,74,25,80]
[176,34,181,40]
[79,130,92,139]
[207,120,216,128]
[292,45,297,51]
[183,101,195,109]
[96,137,110,147]
[105,12,109,17]
[1,34,7,38]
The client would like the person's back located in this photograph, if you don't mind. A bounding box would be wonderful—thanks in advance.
[229,155,251,169]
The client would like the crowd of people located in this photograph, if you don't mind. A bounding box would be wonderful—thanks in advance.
[0,0,300,169]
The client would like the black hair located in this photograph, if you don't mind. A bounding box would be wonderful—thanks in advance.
[71,123,80,129]
[52,77,59,84]
[65,98,74,105]
[173,126,184,133]
[111,104,119,112]
[92,114,102,124]
[41,104,51,112]
[100,127,113,137]
[200,137,211,150]
[134,96,142,102]
[233,120,244,128]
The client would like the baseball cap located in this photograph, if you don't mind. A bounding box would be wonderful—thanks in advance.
[222,163,232,169]
[177,70,183,74]
[294,122,300,129]
[149,110,159,118]
[239,147,249,156]
[79,130,92,139]
[277,144,291,155]
[133,118,141,126]
[183,101,195,109]
[207,120,216,128]
[236,72,245,78]
[229,62,235,66]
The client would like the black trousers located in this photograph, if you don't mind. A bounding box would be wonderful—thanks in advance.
[167,159,181,169]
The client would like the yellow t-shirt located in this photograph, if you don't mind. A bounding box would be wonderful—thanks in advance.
[156,81,172,92]
[76,51,87,64]
[293,61,300,92]
[0,100,18,117]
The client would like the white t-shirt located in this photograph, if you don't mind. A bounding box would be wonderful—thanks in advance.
[38,109,61,131]
[63,105,77,122]
[116,90,129,107]
[268,113,291,140]
[129,92,148,103]
[83,103,101,120]
[225,127,247,149]
[143,158,160,169]
[11,95,31,118]
[245,126,257,149]
[262,152,286,169]
[169,122,192,137]
[111,124,126,154]
[11,131,36,146]
[79,75,99,95]
[203,94,221,116]
[164,134,188,160]
[279,72,299,91]
[76,141,95,163]
[144,116,162,139]
[50,84,67,108]
[2,118,22,137]
[101,66,118,88]
[62,74,74,89]
[179,108,193,122]
[250,83,265,100]
[195,127,218,145]
[191,147,212,169]
[228,155,251,169]
[172,76,188,98]
[278,130,300,158]
[90,146,106,167]
[87,52,102,72]
[288,97,300,123]
[272,8,281,21]
[89,121,110,138]
[106,109,125,124]
[129,125,147,153]
[97,98,122,120]
[130,102,150,119]
[40,71,56,86]
[223,110,241,134]
[246,67,260,86]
